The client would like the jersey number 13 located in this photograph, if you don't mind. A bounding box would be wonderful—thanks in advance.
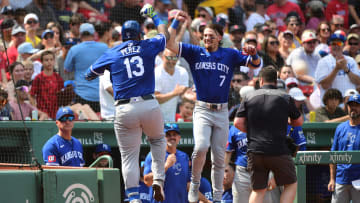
[124,56,145,78]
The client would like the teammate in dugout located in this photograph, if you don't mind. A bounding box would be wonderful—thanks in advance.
[84,4,187,202]
[166,15,261,202]
[42,106,85,167]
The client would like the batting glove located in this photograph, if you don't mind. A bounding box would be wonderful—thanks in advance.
[140,4,157,18]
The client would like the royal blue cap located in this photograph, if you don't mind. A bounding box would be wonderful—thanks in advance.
[56,106,74,120]
[41,29,54,39]
[95,143,111,154]
[329,30,346,43]
[347,94,360,104]
[164,123,180,134]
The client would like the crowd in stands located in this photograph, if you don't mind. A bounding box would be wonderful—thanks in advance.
[0,0,358,124]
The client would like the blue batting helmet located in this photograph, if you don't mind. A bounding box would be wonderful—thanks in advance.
[122,20,141,41]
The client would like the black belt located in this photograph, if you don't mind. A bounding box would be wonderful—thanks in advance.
[115,94,154,106]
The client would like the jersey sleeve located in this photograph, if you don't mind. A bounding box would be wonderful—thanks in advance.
[85,49,115,80]
[148,34,166,54]
[178,43,199,67]
[42,142,60,166]
[233,49,251,67]
[143,152,153,176]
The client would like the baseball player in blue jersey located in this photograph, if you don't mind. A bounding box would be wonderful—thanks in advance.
[143,123,190,203]
[166,18,261,202]
[84,4,187,202]
[42,106,85,167]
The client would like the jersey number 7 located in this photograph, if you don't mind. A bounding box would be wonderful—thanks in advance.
[124,56,145,78]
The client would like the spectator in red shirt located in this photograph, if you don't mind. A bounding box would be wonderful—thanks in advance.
[325,0,349,29]
[266,0,305,32]
[30,50,63,119]
[175,98,194,122]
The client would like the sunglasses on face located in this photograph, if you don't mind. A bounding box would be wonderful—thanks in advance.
[269,41,279,45]
[59,116,75,122]
[246,39,257,45]
[231,79,243,83]
[321,28,330,32]
[305,40,317,45]
[289,23,299,27]
[165,56,178,61]
[44,34,54,40]
[26,20,38,25]
[330,41,344,47]
[197,14,206,18]
[333,24,344,28]
[349,42,359,46]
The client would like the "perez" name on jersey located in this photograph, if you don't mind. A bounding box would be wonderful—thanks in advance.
[121,45,141,56]
[195,62,229,74]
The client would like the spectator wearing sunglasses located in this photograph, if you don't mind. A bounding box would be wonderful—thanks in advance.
[315,30,360,102]
[259,35,284,71]
[9,80,48,120]
[325,1,349,30]
[25,0,58,29]
[23,13,41,48]
[42,106,85,167]
[343,33,360,59]
[155,49,189,122]
[39,29,56,51]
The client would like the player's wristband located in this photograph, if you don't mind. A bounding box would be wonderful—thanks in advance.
[251,54,259,60]
[152,13,165,27]
[250,60,261,68]
[170,19,180,29]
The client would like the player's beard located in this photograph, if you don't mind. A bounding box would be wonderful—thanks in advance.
[350,111,360,119]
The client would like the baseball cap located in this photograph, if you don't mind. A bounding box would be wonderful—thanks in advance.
[350,24,360,32]
[301,30,317,43]
[24,13,39,24]
[80,23,95,35]
[197,6,214,18]
[289,87,306,101]
[283,30,294,39]
[285,77,299,87]
[0,18,14,30]
[344,89,359,97]
[11,25,25,36]
[159,0,171,4]
[95,144,111,154]
[329,30,346,43]
[213,16,226,28]
[229,24,245,34]
[1,5,13,15]
[56,106,75,120]
[216,13,229,23]
[17,42,39,54]
[347,33,359,41]
[63,38,79,46]
[347,94,360,104]
[41,29,54,39]
[164,123,180,134]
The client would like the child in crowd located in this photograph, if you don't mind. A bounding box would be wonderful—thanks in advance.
[30,51,63,119]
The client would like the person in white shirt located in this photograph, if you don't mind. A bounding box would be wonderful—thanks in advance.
[246,0,270,32]
[155,49,189,122]
[315,30,360,101]
[99,70,115,120]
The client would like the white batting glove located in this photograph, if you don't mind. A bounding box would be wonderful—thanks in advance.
[140,4,156,18]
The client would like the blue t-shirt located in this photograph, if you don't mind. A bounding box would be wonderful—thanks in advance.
[199,177,213,201]
[88,34,166,100]
[64,41,108,101]
[179,43,250,103]
[226,125,248,167]
[331,121,360,184]
[221,188,233,203]
[144,149,190,203]
[42,134,85,167]
[287,125,307,151]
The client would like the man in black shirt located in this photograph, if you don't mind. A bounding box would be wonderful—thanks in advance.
[234,66,303,203]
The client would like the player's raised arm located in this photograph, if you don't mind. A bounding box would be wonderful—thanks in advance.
[140,4,170,40]
[243,44,261,69]
[166,10,187,55]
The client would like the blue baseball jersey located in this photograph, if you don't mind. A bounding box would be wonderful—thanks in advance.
[42,134,85,167]
[221,188,233,203]
[199,177,213,201]
[331,121,360,185]
[179,43,250,103]
[226,125,248,167]
[144,150,190,203]
[287,125,307,151]
[124,181,150,203]
[86,34,166,100]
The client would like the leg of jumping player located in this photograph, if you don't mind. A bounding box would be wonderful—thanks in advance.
[210,108,229,201]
